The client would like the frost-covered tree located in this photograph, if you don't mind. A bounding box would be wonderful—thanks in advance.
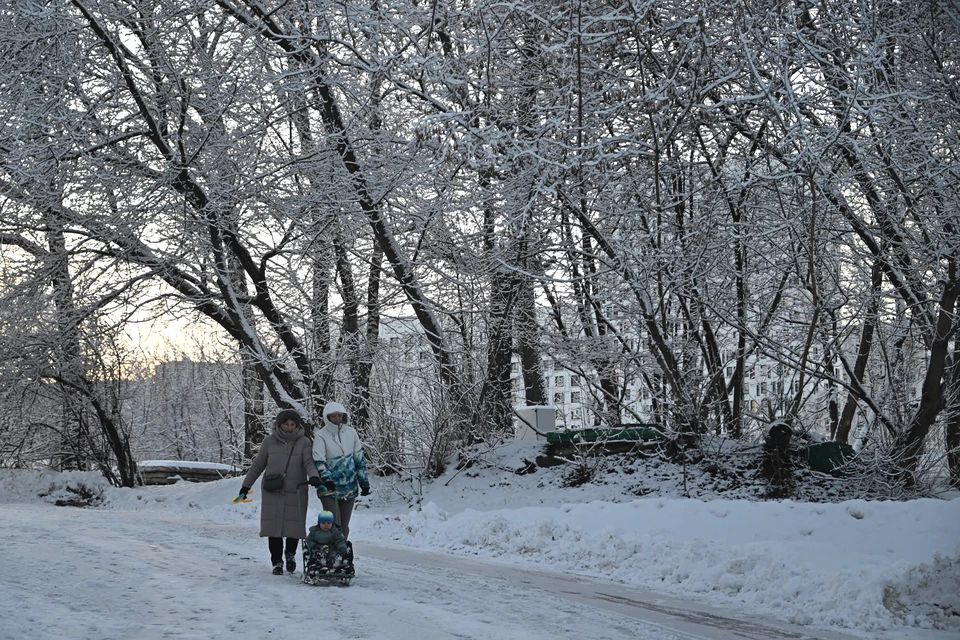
[0,0,956,488]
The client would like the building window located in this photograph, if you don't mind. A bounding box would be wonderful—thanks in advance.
[570,409,581,419]
[726,366,734,378]
[553,392,564,404]
[571,391,581,403]
[570,375,580,387]
[760,382,768,395]
[554,375,565,387]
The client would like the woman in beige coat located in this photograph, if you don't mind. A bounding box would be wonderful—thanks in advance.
[236,410,322,574]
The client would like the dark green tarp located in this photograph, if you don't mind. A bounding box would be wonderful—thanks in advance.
[805,442,856,476]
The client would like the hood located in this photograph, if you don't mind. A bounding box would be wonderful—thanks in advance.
[321,402,348,430]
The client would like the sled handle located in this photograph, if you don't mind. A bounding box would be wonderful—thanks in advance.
[299,480,337,498]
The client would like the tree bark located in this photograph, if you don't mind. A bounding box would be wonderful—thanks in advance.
[895,279,960,482]
[478,271,518,438]
[835,260,883,443]
[946,336,960,490]
[352,243,383,434]
[516,275,547,407]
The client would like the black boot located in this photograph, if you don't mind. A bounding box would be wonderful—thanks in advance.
[272,561,284,575]
[285,553,297,573]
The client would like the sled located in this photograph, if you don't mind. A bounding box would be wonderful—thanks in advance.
[302,571,354,587]
[302,541,354,586]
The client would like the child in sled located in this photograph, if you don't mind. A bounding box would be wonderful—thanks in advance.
[304,510,353,577]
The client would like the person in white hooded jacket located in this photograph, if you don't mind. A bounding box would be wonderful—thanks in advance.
[312,401,370,539]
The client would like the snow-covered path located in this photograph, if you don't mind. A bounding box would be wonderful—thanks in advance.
[360,544,862,640]
[2,503,685,640]
[1,503,866,640]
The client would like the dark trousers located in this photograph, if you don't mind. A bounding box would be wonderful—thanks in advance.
[320,495,356,540]
[268,537,299,564]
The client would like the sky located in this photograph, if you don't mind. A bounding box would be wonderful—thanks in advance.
[1,441,957,640]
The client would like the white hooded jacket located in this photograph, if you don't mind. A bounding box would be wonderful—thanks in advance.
[311,402,370,499]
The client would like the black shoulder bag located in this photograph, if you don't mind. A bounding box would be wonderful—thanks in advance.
[262,440,296,492]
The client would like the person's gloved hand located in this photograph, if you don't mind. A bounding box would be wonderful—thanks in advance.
[232,487,251,503]
[308,476,322,488]
[323,480,336,492]
[360,485,371,496]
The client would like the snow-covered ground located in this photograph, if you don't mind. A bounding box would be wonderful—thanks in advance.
[1,440,958,639]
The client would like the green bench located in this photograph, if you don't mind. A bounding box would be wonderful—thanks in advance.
[545,425,664,444]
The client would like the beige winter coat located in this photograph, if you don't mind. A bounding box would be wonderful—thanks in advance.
[242,424,318,539]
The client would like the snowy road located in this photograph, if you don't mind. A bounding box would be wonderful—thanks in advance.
[2,504,859,640]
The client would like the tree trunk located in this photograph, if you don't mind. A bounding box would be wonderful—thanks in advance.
[895,279,960,483]
[478,271,518,439]
[946,336,960,489]
[46,214,85,471]
[311,249,334,408]
[334,232,362,427]
[835,260,882,443]
[514,276,546,407]
[352,243,383,434]
[242,361,265,460]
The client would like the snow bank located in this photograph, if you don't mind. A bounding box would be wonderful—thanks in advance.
[2,463,957,635]
[0,469,110,506]
[359,497,960,632]
[139,460,240,471]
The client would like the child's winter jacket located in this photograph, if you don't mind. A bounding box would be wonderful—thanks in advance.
[305,524,348,554]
